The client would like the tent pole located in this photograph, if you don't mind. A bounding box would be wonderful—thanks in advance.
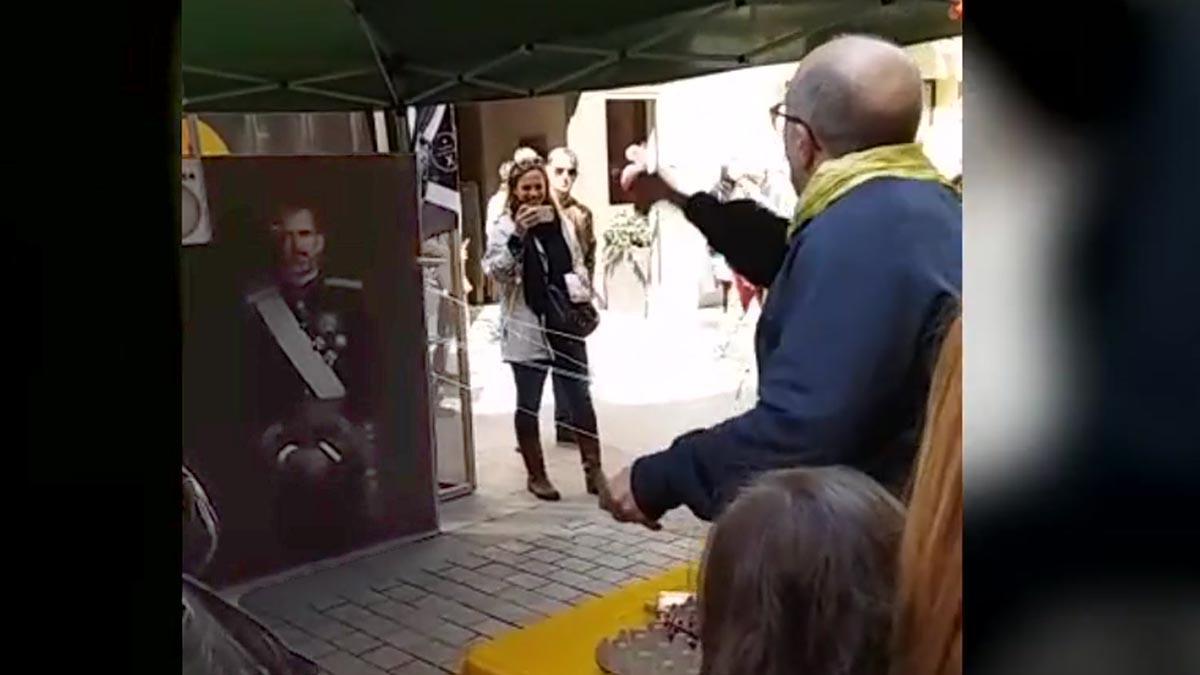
[185,114,203,157]
[341,0,401,108]
[389,107,409,155]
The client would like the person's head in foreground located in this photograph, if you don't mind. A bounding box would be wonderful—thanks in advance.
[512,146,542,164]
[271,206,326,288]
[699,466,904,675]
[892,313,962,675]
[547,147,580,201]
[775,34,924,195]
[497,160,515,188]
[505,157,550,215]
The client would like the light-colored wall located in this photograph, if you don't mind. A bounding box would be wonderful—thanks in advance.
[912,37,963,178]
[476,96,569,199]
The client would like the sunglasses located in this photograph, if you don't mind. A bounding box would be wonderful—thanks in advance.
[552,166,578,177]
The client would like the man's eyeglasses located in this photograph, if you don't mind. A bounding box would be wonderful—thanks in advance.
[553,166,578,177]
[769,102,822,152]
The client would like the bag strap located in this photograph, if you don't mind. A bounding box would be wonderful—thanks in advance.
[531,235,551,277]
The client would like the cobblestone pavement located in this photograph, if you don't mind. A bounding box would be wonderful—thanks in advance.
[239,498,707,674]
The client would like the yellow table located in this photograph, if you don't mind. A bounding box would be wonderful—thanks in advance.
[461,564,698,675]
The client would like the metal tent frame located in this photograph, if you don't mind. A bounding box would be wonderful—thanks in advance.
[183,0,960,111]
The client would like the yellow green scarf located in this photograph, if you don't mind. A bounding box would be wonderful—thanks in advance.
[788,143,957,238]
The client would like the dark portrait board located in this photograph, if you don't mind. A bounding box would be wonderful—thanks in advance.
[182,155,436,586]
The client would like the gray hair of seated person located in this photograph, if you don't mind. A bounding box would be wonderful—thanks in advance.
[699,466,904,675]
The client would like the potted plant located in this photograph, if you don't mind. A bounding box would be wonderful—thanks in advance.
[601,210,656,315]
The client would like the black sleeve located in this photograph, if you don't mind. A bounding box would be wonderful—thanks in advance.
[683,192,789,287]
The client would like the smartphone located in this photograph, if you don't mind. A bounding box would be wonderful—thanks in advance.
[534,205,555,223]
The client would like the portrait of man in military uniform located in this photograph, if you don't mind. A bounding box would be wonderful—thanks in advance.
[242,204,383,557]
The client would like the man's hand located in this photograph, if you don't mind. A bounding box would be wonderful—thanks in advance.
[601,466,662,530]
[620,144,679,215]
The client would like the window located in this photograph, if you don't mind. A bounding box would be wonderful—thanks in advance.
[605,99,655,204]
[922,80,938,125]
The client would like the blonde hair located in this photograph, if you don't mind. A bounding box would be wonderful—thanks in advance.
[891,314,962,675]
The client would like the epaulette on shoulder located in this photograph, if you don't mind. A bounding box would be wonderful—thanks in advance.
[324,277,364,290]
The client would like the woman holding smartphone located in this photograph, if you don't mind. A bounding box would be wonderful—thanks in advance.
[482,158,603,501]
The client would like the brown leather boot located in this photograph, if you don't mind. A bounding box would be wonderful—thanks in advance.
[516,430,560,501]
[576,433,607,498]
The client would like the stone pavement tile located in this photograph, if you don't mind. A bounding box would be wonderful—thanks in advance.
[380,583,427,605]
[361,645,415,670]
[626,562,669,579]
[445,551,491,569]
[546,569,598,591]
[367,599,421,624]
[516,559,559,577]
[432,600,494,628]
[593,553,636,570]
[530,536,573,552]
[505,571,550,590]
[572,534,610,549]
[420,561,458,575]
[471,617,517,639]
[329,605,388,632]
[340,588,392,607]
[413,596,492,629]
[555,556,597,574]
[379,628,427,651]
[632,551,673,568]
[259,613,292,630]
[524,548,567,564]
[289,609,358,641]
[533,581,580,602]
[563,518,594,530]
[351,613,406,640]
[424,577,482,600]
[497,540,535,554]
[395,570,446,591]
[332,630,384,655]
[572,577,617,596]
[643,540,682,557]
[435,566,508,594]
[389,660,446,675]
[458,570,508,594]
[427,580,501,610]
[269,624,312,648]
[475,547,524,566]
[317,651,390,675]
[288,636,340,661]
[368,577,404,593]
[312,596,350,612]
[397,614,478,647]
[477,599,542,626]
[475,562,521,579]
[497,586,565,614]
[431,565,475,585]
[401,638,460,669]
[584,565,631,584]
[564,544,606,561]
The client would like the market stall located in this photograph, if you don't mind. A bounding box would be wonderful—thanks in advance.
[181,0,961,589]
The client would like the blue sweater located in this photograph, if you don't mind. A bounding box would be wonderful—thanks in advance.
[631,178,962,521]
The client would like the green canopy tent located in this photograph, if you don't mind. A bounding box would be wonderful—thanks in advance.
[183,0,961,112]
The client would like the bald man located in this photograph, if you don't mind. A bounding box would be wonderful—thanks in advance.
[603,35,961,527]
